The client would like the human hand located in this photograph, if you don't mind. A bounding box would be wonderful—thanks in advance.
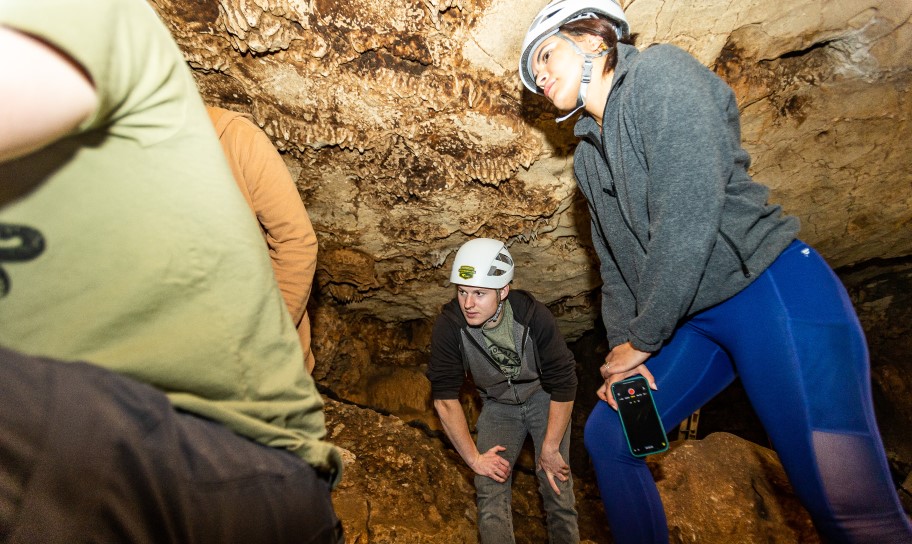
[470,445,511,483]
[536,447,570,495]
[597,343,656,409]
[599,342,651,379]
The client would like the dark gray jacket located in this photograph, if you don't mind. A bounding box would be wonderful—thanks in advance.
[426,290,577,405]
[574,43,799,352]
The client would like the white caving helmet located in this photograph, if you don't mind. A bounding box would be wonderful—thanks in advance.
[449,238,514,289]
[519,0,630,121]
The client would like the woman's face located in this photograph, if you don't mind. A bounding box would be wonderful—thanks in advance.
[531,34,585,111]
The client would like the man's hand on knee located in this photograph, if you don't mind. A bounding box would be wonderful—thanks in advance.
[537,448,570,494]
[472,445,511,482]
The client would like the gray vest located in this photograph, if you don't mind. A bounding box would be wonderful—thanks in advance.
[461,323,541,405]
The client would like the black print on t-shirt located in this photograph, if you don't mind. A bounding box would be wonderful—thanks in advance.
[0,223,45,298]
[489,345,522,379]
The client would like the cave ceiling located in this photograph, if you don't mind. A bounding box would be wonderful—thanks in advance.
[149,0,912,341]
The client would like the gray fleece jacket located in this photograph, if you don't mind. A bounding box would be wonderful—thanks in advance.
[573,43,800,352]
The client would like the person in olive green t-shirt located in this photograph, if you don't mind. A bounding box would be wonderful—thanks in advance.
[0,0,342,540]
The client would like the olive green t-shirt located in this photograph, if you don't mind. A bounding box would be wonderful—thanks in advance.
[481,301,521,380]
[0,0,340,483]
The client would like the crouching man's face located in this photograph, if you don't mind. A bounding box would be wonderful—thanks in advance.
[456,284,509,327]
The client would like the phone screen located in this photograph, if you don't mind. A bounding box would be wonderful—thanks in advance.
[611,377,669,457]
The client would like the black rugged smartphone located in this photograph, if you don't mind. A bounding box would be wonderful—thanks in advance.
[611,376,669,457]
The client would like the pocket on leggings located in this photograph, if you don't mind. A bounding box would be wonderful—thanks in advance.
[792,319,870,434]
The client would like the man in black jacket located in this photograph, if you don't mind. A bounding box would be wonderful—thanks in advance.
[426,238,579,544]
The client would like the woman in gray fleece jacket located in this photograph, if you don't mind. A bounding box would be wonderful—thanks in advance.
[517,1,912,543]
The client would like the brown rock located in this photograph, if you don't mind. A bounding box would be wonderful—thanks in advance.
[325,395,830,543]
[146,0,912,370]
[652,433,820,544]
[324,398,478,543]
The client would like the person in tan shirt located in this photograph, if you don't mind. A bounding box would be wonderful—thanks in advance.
[207,106,319,373]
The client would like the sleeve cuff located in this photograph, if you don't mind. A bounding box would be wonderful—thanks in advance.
[627,331,663,353]
[430,390,460,401]
[548,388,577,403]
[607,335,629,351]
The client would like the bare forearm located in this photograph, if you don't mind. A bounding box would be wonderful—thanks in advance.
[434,399,480,467]
[0,27,95,163]
[542,400,574,451]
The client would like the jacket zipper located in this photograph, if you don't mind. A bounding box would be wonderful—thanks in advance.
[602,69,649,257]
[465,332,506,376]
[606,185,647,255]
[464,319,535,405]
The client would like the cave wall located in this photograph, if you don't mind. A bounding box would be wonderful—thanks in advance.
[147,0,912,423]
[844,262,912,476]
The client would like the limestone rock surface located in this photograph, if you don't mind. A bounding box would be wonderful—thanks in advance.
[148,0,911,347]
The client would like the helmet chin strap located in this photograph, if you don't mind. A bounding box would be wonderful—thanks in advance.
[554,32,610,123]
[483,288,507,328]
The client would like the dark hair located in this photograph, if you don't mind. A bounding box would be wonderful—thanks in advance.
[560,17,638,74]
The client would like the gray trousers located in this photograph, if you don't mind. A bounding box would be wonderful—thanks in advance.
[0,346,343,544]
[474,388,579,544]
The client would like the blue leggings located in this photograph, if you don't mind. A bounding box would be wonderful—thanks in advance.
[584,241,912,543]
